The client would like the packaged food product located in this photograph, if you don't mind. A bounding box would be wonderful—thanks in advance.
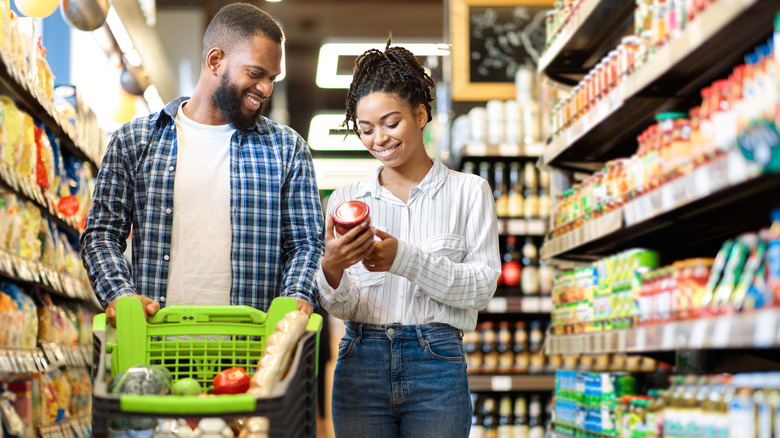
[331,200,370,236]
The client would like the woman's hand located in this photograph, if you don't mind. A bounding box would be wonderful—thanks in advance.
[362,229,398,272]
[321,214,375,288]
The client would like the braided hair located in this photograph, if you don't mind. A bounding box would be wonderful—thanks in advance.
[344,35,435,137]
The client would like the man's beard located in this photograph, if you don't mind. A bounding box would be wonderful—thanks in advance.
[212,70,265,130]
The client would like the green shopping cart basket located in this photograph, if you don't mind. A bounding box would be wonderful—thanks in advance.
[91,296,322,438]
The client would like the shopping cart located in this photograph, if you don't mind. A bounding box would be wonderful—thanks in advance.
[91,296,322,438]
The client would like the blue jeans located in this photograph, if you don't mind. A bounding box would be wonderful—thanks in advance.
[332,322,471,438]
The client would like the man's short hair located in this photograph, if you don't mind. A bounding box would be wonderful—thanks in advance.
[202,3,284,62]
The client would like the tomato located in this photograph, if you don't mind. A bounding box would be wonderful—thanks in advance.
[213,367,250,394]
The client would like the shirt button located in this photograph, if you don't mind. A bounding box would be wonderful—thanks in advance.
[159,296,166,302]
[166,208,172,214]
[168,166,174,172]
[163,255,170,261]
[386,328,395,336]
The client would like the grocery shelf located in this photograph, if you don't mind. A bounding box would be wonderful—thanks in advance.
[545,307,780,355]
[541,0,780,172]
[0,247,96,305]
[462,142,544,159]
[0,344,90,375]
[541,151,780,262]
[0,160,82,235]
[538,0,635,84]
[0,51,100,172]
[468,373,556,392]
[547,424,612,438]
[485,296,553,314]
[497,218,548,236]
[38,415,91,438]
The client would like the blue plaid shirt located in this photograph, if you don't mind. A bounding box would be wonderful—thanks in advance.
[80,97,325,311]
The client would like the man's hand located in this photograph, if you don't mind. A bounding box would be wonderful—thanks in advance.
[293,298,313,316]
[362,229,398,272]
[106,295,160,328]
[321,214,375,288]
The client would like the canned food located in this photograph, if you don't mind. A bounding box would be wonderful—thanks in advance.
[332,200,370,236]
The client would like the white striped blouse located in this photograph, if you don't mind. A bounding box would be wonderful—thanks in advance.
[317,159,501,331]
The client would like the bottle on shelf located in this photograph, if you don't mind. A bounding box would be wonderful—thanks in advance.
[464,329,482,373]
[501,236,522,289]
[494,162,509,217]
[521,237,540,296]
[470,393,485,438]
[496,321,513,374]
[523,161,538,219]
[507,162,524,218]
[481,322,498,374]
[482,396,498,438]
[538,261,554,297]
[538,170,551,219]
[528,321,545,374]
[479,161,492,186]
[528,395,545,438]
[512,321,530,374]
[513,395,529,438]
[497,395,513,438]
[463,161,476,175]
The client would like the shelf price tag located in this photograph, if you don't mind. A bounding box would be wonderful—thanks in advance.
[490,375,512,392]
[507,220,526,235]
[499,143,521,157]
[522,297,542,313]
[689,319,709,349]
[712,317,732,348]
[662,324,676,350]
[754,310,778,348]
[487,297,508,313]
[634,328,646,351]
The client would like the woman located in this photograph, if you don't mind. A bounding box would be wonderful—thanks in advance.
[318,37,501,438]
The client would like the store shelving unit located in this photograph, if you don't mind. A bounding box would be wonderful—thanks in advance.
[538,0,635,85]
[0,50,100,172]
[538,2,780,435]
[547,306,780,355]
[541,150,780,262]
[540,0,780,173]
[468,374,556,392]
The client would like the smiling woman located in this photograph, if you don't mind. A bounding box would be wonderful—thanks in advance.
[317,37,501,438]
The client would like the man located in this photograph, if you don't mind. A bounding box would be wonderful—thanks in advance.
[80,3,324,326]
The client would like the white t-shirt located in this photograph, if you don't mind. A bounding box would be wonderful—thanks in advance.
[166,102,235,306]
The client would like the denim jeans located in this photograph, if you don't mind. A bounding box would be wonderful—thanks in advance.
[332,322,471,438]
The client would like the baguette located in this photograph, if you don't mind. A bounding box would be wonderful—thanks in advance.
[249,310,308,396]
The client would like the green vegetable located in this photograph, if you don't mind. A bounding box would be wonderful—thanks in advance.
[108,365,173,395]
[172,378,203,396]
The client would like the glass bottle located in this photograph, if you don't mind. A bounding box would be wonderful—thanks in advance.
[528,395,544,438]
[501,236,522,289]
[507,162,525,218]
[496,321,514,374]
[497,395,513,438]
[494,162,509,217]
[513,395,529,438]
[512,321,530,374]
[523,162,539,219]
[483,396,498,438]
[521,237,540,296]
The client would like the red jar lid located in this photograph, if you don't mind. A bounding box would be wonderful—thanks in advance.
[333,200,370,228]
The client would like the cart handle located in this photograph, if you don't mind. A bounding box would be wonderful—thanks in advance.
[149,303,267,324]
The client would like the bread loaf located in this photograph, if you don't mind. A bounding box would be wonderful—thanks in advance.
[249,310,308,396]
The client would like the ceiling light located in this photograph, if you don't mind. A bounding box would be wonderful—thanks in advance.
[316,42,450,89]
[308,113,364,151]
[105,6,143,66]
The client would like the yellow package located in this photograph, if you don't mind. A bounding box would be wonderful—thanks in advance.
[18,111,35,178]
[18,200,41,260]
[1,96,21,167]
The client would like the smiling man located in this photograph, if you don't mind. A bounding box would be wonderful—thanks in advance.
[81,3,324,326]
